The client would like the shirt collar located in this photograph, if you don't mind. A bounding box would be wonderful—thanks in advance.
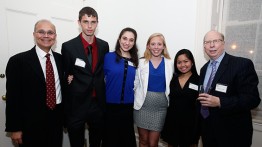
[80,33,96,49]
[35,45,53,59]
[209,51,225,65]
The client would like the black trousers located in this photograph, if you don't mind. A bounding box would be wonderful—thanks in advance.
[67,97,104,147]
[103,103,136,147]
[201,119,252,147]
[19,104,63,147]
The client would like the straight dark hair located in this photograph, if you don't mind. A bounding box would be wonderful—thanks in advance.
[79,7,98,21]
[174,49,198,75]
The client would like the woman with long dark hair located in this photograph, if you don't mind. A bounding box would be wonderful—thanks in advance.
[161,49,200,147]
[103,27,139,147]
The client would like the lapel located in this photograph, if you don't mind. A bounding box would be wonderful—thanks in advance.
[52,51,63,81]
[164,58,173,97]
[211,53,229,88]
[27,47,45,84]
[75,35,110,73]
[138,58,149,95]
[75,35,89,62]
[94,38,103,72]
[74,35,93,73]
[143,60,149,94]
[141,59,149,75]
[164,58,172,86]
[200,62,209,84]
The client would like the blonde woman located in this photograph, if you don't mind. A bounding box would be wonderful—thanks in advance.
[134,33,173,147]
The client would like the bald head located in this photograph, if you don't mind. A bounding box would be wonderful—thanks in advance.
[203,30,225,60]
[203,30,224,43]
[33,19,57,53]
[34,19,56,33]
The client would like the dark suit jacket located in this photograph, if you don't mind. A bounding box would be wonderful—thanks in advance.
[198,53,261,146]
[5,47,64,141]
[61,35,109,116]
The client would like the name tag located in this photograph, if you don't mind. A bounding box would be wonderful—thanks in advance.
[75,58,86,68]
[128,61,135,67]
[215,84,227,93]
[189,83,198,91]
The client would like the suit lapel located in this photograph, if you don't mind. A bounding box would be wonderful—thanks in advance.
[75,35,88,62]
[74,36,93,73]
[200,63,209,84]
[211,53,229,88]
[52,52,63,81]
[27,47,45,84]
[94,39,103,72]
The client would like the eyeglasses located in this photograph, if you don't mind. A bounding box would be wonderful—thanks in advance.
[204,39,223,45]
[35,30,56,36]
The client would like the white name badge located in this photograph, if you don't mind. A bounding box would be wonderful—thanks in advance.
[128,61,135,67]
[75,58,86,68]
[189,83,198,91]
[215,84,227,93]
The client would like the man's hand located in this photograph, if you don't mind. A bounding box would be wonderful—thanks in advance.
[10,131,23,144]
[198,93,221,107]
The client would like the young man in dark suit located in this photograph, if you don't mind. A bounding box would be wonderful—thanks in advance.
[197,30,261,147]
[62,6,109,147]
[5,19,64,147]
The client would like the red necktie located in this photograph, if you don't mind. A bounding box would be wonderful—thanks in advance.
[45,54,56,109]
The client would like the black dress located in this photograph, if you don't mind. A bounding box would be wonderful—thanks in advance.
[161,73,200,147]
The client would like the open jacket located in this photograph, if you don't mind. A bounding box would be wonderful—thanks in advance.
[134,57,174,110]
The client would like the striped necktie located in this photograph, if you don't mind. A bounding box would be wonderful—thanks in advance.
[201,61,217,118]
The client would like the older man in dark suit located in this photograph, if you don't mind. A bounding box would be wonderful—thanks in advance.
[197,30,261,147]
[61,6,109,147]
[5,19,64,147]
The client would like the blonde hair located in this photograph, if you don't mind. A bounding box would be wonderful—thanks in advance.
[143,33,171,62]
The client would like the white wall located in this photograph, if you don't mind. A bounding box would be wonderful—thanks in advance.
[84,0,197,61]
[82,0,216,72]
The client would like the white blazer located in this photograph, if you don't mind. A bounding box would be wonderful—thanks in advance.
[133,57,174,110]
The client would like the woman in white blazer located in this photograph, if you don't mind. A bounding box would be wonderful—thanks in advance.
[133,33,173,147]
